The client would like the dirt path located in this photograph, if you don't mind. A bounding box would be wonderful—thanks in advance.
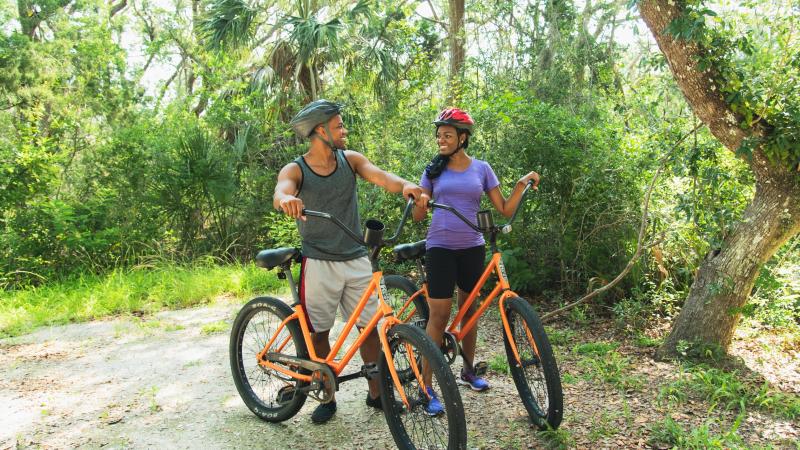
[1,297,798,449]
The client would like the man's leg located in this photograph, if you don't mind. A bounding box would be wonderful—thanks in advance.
[310,330,332,360]
[358,327,381,399]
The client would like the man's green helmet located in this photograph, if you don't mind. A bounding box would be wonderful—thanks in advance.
[289,99,343,138]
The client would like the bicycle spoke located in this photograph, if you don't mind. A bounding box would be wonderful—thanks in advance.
[511,313,549,417]
[231,298,308,422]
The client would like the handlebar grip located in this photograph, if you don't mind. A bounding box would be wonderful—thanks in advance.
[301,209,331,219]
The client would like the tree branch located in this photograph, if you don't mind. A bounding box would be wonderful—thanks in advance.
[109,0,127,18]
[541,121,705,323]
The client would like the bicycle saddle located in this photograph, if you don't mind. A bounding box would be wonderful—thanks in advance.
[392,240,426,262]
[255,248,301,269]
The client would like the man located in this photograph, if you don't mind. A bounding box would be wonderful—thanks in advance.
[273,99,427,424]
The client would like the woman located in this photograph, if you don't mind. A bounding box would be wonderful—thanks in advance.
[413,108,539,409]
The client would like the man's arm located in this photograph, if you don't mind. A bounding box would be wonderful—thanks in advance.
[273,163,305,218]
[344,151,427,205]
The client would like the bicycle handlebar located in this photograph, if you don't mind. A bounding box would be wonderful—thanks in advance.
[428,179,535,234]
[302,197,416,248]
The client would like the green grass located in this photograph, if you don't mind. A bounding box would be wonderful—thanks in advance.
[545,326,576,347]
[659,364,800,420]
[200,320,229,335]
[573,342,645,391]
[0,262,283,338]
[647,416,747,449]
[538,427,576,450]
[572,341,619,355]
[487,353,510,375]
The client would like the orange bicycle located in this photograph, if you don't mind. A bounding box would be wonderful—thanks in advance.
[385,182,564,430]
[229,200,467,450]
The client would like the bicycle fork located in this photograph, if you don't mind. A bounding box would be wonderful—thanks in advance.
[498,292,541,368]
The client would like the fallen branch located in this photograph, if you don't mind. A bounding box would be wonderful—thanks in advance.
[541,122,705,323]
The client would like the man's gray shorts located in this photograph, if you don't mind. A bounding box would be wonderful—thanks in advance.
[300,256,378,333]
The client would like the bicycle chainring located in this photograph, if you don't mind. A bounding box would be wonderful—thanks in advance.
[441,332,459,364]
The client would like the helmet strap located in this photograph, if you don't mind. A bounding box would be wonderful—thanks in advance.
[312,124,338,151]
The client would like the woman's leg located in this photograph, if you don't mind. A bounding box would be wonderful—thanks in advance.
[457,287,478,368]
[423,297,452,386]
[455,245,489,390]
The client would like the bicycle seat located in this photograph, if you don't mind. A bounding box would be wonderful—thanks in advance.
[392,240,426,262]
[255,248,301,269]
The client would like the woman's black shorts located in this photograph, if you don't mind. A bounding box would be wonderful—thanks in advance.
[425,245,486,299]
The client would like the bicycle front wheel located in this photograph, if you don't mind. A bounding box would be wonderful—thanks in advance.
[378,324,466,450]
[384,275,430,323]
[502,296,563,430]
[229,296,309,422]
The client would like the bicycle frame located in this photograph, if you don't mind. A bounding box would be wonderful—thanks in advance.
[257,200,427,408]
[396,252,538,368]
[395,181,541,367]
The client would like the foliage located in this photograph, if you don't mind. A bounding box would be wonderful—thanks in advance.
[663,0,800,170]
[648,416,746,450]
[574,346,645,392]
[0,261,281,338]
[0,0,796,340]
[659,364,800,420]
[473,94,643,296]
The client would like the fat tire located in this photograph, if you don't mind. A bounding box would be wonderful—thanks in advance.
[230,296,309,422]
[378,324,466,450]
[384,274,430,323]
[502,296,563,430]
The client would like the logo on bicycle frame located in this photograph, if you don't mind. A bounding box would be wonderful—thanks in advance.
[498,258,508,282]
[379,277,392,304]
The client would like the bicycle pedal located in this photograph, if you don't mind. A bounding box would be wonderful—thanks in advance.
[474,361,488,377]
[361,362,379,380]
[276,385,295,404]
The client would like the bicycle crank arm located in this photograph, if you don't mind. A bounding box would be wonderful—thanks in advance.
[265,353,338,392]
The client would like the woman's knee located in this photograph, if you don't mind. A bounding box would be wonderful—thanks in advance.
[428,299,452,326]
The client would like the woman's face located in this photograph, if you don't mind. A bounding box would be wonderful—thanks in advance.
[436,125,462,155]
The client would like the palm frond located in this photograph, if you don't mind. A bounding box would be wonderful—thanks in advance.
[200,0,258,51]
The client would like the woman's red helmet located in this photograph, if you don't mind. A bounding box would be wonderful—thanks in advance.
[433,108,474,134]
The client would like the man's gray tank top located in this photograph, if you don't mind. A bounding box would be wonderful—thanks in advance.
[294,149,367,261]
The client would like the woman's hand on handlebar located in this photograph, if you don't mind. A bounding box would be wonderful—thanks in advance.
[518,171,540,190]
[278,195,306,221]
[410,192,431,222]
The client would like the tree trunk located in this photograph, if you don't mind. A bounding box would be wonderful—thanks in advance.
[639,0,800,358]
[659,174,800,356]
[447,0,465,104]
[17,0,41,39]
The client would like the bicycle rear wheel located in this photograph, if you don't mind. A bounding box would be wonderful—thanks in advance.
[230,296,309,422]
[378,324,466,450]
[502,296,563,430]
[384,274,430,323]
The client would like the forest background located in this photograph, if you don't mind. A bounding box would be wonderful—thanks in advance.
[1,0,798,447]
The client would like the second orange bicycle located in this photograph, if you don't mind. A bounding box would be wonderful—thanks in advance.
[385,182,564,430]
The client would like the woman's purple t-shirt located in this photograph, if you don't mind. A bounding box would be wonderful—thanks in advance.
[420,158,500,250]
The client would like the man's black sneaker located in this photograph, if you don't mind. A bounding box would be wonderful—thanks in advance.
[311,401,337,424]
[366,394,404,412]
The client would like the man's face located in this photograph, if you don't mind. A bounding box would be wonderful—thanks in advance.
[317,115,347,148]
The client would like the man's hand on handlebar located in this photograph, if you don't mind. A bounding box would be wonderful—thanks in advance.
[402,182,430,211]
[279,196,306,221]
